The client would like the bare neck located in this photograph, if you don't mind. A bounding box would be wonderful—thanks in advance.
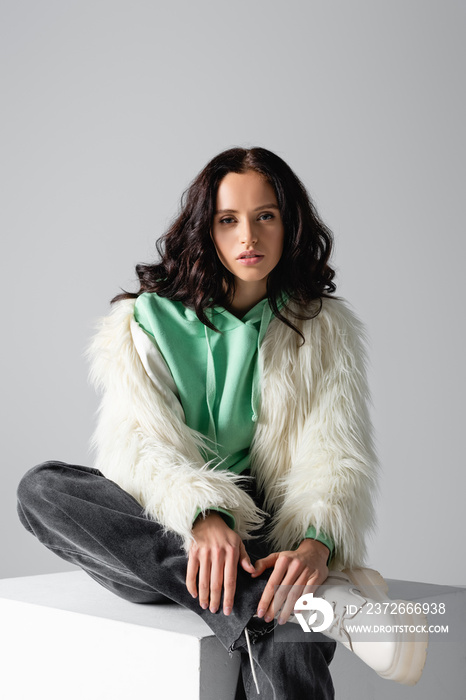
[225,280,267,319]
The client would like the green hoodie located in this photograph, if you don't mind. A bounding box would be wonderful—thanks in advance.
[134,292,334,558]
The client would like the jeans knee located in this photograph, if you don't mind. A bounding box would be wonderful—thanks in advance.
[16,461,64,507]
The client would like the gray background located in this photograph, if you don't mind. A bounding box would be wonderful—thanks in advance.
[1,0,464,586]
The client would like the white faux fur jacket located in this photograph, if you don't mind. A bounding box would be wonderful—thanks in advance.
[86,296,378,571]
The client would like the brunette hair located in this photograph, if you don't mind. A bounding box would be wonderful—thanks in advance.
[112,146,337,339]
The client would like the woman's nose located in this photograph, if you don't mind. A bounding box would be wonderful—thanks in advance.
[239,219,257,245]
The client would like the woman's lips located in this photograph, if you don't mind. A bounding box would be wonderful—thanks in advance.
[237,255,264,266]
[237,250,264,266]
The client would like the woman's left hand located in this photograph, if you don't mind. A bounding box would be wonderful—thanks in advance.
[251,539,329,624]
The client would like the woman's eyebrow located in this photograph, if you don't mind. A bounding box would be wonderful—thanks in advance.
[215,203,280,214]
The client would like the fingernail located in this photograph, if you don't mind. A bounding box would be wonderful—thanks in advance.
[257,609,265,618]
[201,603,208,609]
[210,606,218,614]
[278,617,286,625]
[224,607,232,616]
[264,615,272,622]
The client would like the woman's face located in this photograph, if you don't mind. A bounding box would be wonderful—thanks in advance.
[211,170,284,292]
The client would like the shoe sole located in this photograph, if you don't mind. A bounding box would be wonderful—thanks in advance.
[343,567,429,686]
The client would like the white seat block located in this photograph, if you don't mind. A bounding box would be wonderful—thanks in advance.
[0,572,464,699]
[0,571,240,700]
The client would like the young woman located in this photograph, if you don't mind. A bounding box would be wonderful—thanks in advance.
[16,147,426,699]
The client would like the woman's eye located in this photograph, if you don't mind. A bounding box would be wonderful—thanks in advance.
[219,213,274,224]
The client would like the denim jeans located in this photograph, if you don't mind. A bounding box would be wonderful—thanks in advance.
[16,461,336,699]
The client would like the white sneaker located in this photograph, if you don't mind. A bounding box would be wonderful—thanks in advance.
[291,567,429,686]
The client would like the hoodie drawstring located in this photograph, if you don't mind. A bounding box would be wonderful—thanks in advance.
[204,324,218,444]
[250,301,271,423]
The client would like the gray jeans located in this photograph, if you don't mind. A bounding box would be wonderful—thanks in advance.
[16,461,336,699]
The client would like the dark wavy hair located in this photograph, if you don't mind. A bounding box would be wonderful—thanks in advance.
[112,146,337,340]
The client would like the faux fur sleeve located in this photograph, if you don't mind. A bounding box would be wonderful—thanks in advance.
[256,298,379,570]
[85,298,265,553]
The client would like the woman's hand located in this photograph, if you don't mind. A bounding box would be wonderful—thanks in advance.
[186,511,256,616]
[251,539,329,624]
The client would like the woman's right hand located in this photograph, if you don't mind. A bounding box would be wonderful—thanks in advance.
[186,511,256,616]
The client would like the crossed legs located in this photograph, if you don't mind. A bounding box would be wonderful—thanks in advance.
[16,461,336,698]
